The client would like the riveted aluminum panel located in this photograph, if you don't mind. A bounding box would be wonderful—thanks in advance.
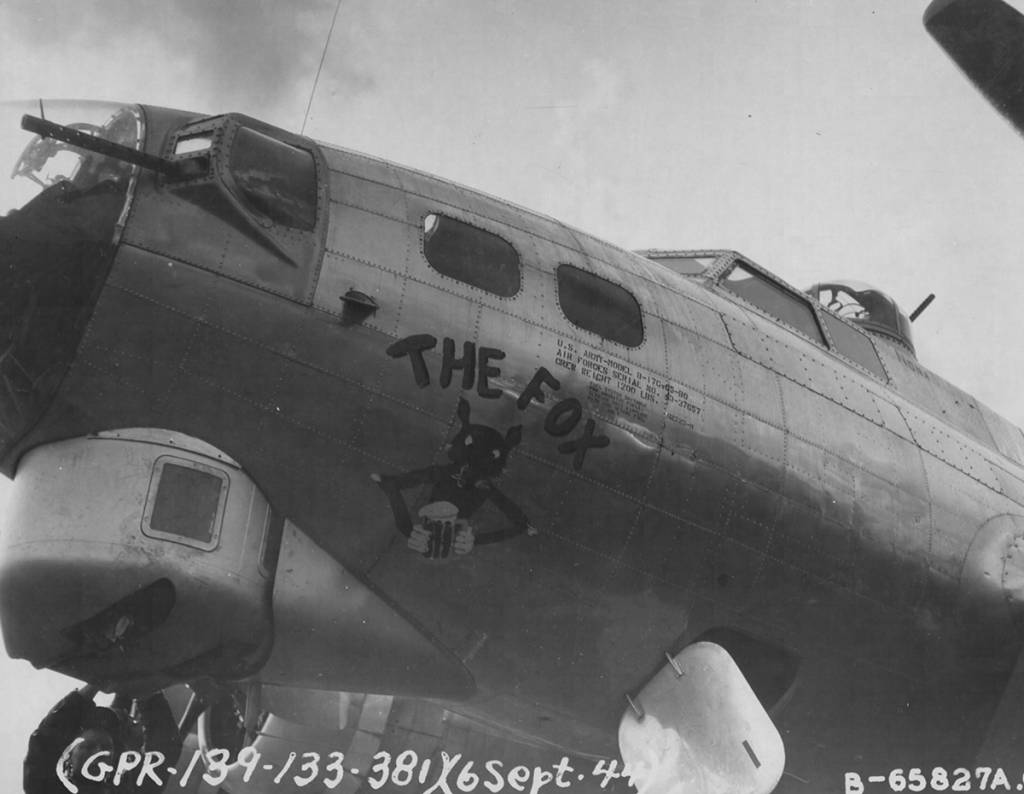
[771,496,857,591]
[783,433,855,520]
[779,378,866,462]
[321,147,405,189]
[725,310,884,419]
[477,297,553,369]
[664,455,744,537]
[616,506,718,597]
[620,249,690,292]
[849,412,923,495]
[854,470,899,554]
[879,342,999,452]
[390,280,481,349]
[329,169,408,224]
[552,331,667,431]
[901,405,1001,492]
[872,394,915,441]
[742,327,883,427]
[661,291,732,349]
[535,339,663,498]
[708,464,782,556]
[642,460,711,545]
[570,230,638,274]
[930,502,978,581]
[316,198,416,335]
[315,251,407,337]
[325,204,412,277]
[702,535,770,611]
[992,462,1024,504]
[979,402,1024,466]
[659,322,710,411]
[733,351,785,428]
[684,324,741,410]
[392,165,475,208]
[527,224,586,278]
[394,168,582,255]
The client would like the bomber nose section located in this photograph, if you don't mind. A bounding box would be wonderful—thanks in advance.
[0,101,141,453]
[0,206,116,447]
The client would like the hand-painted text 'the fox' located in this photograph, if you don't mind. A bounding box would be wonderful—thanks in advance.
[387,335,610,470]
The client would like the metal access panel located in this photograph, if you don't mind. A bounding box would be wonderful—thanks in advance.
[619,642,784,794]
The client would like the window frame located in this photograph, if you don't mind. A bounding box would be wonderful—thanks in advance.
[227,126,319,232]
[817,307,890,381]
[711,254,889,383]
[420,212,523,298]
[141,456,229,551]
[717,260,826,346]
[157,112,329,304]
[258,510,285,578]
[635,249,731,278]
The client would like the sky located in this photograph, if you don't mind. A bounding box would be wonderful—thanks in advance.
[2,0,1024,789]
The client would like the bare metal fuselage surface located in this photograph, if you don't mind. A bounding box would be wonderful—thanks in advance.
[1,102,1023,791]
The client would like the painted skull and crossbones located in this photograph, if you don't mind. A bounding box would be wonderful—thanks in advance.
[371,398,532,559]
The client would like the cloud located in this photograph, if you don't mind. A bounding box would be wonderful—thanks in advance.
[0,0,377,131]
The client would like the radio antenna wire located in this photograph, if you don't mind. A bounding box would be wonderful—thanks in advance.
[302,0,344,136]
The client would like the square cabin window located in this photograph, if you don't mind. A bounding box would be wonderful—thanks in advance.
[142,457,228,550]
[422,214,521,297]
[556,264,644,347]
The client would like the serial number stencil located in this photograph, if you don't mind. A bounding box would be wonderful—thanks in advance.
[846,767,1024,792]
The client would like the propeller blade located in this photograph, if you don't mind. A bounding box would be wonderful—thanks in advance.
[925,0,1024,136]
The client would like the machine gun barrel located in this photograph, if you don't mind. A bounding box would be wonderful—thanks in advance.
[21,113,180,177]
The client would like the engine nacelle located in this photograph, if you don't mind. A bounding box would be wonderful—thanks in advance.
[0,429,279,692]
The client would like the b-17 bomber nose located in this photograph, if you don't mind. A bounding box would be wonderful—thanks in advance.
[0,101,141,453]
[0,176,124,451]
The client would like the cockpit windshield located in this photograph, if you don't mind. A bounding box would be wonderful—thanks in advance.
[0,100,141,239]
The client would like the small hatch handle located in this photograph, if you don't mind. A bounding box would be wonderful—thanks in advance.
[340,289,379,326]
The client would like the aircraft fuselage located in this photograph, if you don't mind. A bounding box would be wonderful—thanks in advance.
[2,103,1023,787]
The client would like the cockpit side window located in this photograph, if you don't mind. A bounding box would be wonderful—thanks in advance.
[819,312,887,379]
[228,127,317,230]
[721,262,825,344]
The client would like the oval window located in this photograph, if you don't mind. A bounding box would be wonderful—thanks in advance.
[556,264,644,347]
[422,213,521,297]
